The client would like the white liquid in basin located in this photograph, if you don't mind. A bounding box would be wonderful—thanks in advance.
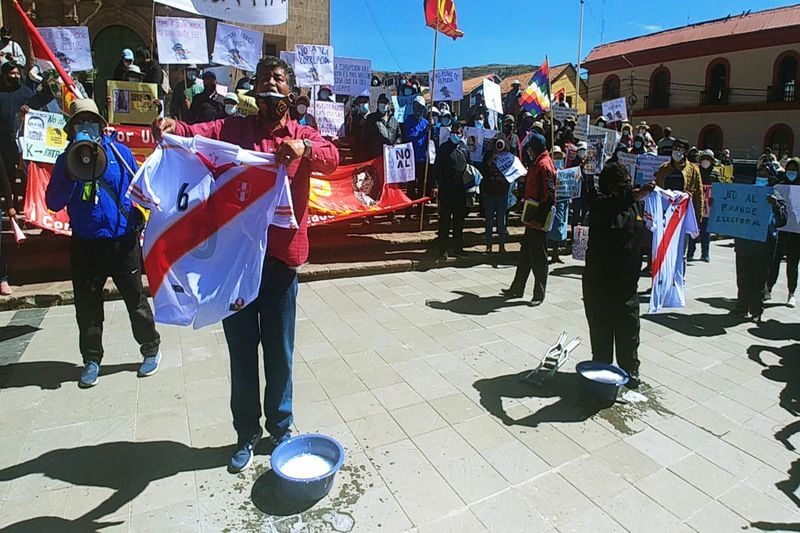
[280,453,334,479]
[582,369,625,384]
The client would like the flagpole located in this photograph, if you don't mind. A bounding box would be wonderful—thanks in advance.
[419,17,439,232]
[575,0,585,112]
[547,55,554,150]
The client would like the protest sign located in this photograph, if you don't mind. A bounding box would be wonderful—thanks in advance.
[565,145,578,168]
[24,162,71,236]
[108,124,158,163]
[601,97,628,122]
[574,114,590,140]
[708,183,772,242]
[153,0,287,25]
[107,81,159,125]
[553,106,578,123]
[635,153,670,185]
[315,101,345,138]
[776,184,800,234]
[334,58,372,97]
[280,50,295,68]
[22,110,68,164]
[391,95,415,123]
[555,167,582,201]
[294,44,334,86]
[429,68,463,101]
[155,17,208,65]
[483,79,503,114]
[464,127,485,162]
[583,134,606,175]
[38,26,93,72]
[703,184,713,211]
[384,142,416,184]
[237,90,258,116]
[588,125,621,156]
[494,152,527,183]
[211,22,263,72]
[618,152,638,181]
[572,225,589,261]
[439,126,451,147]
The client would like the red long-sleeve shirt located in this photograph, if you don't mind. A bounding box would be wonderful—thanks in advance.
[174,116,339,267]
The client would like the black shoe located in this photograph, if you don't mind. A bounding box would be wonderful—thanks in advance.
[626,372,641,390]
[452,250,468,258]
[501,288,523,299]
[729,308,747,317]
[438,250,449,260]
[529,298,544,307]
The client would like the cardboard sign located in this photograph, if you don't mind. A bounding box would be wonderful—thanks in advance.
[483,79,503,114]
[617,152,638,181]
[708,183,773,242]
[155,17,208,65]
[588,125,621,156]
[211,22,263,72]
[635,153,670,185]
[552,106,578,123]
[776,184,800,234]
[428,68,463,101]
[38,26,93,72]
[22,110,68,164]
[384,142,416,184]
[153,0,287,25]
[555,167,582,200]
[494,152,527,183]
[583,134,606,175]
[572,225,589,261]
[601,97,628,122]
[294,44,334,86]
[315,101,345,138]
[334,57,372,97]
[107,81,159,125]
[439,126,451,146]
[574,114,590,140]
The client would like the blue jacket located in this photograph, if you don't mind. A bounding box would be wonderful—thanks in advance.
[46,135,140,240]
[402,114,430,164]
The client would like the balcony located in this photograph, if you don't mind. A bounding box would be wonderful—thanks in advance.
[700,88,730,106]
[767,82,797,103]
[643,94,670,110]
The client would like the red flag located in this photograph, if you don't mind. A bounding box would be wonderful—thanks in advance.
[424,0,464,40]
[11,0,82,100]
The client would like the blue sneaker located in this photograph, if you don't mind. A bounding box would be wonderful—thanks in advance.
[229,430,262,473]
[269,429,293,447]
[79,361,100,388]
[137,352,161,377]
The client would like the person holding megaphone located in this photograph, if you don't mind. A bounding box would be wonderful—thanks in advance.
[46,98,162,389]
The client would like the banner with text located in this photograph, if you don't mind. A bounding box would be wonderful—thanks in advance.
[315,101,346,138]
[22,110,68,164]
[38,26,93,72]
[555,167,582,200]
[429,68,463,101]
[155,17,208,65]
[108,81,159,125]
[483,79,503,114]
[334,57,372,96]
[211,22,263,72]
[294,44,334,86]
[24,162,71,236]
[553,106,578,123]
[494,152,527,183]
[635,153,670,185]
[601,97,628,122]
[708,183,772,242]
[384,142,416,184]
[153,0,287,26]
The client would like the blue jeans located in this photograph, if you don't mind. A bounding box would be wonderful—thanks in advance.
[688,218,710,260]
[484,193,507,245]
[223,256,297,440]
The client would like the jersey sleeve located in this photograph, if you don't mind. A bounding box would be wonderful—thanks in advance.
[682,194,700,237]
[126,143,163,211]
[642,190,658,232]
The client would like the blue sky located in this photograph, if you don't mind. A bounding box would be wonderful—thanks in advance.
[331,0,798,72]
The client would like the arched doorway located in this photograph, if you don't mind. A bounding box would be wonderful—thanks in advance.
[602,75,620,100]
[773,52,798,103]
[649,67,670,109]
[698,124,723,155]
[764,124,794,156]
[92,25,146,118]
[704,58,729,105]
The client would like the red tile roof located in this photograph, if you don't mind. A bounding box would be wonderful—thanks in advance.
[585,4,800,66]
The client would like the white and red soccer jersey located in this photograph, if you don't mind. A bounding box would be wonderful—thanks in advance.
[643,187,699,314]
[128,134,297,329]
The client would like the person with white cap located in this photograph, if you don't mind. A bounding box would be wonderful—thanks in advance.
[223,92,241,117]
[504,79,522,118]
[112,49,135,81]
[402,94,431,213]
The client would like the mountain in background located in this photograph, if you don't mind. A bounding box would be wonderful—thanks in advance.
[374,63,537,84]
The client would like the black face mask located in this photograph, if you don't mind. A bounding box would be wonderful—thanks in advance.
[256,92,290,121]
[503,125,512,134]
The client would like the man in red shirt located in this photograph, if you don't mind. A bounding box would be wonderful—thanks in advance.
[154,56,339,473]
[503,133,556,305]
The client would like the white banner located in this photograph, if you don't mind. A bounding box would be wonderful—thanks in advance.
[617,152,638,181]
[439,126,451,146]
[38,26,93,72]
[483,79,503,114]
[211,22,263,72]
[776,184,800,234]
[494,152,527,183]
[575,114,590,140]
[602,97,628,122]
[429,68,463,101]
[334,57,372,97]
[552,106,578,123]
[384,142,416,184]
[154,0,287,26]
[155,17,208,65]
[22,110,68,164]
[572,225,589,261]
[315,101,345,138]
[294,44,334,86]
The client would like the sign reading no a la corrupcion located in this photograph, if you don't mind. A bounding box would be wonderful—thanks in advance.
[294,44,334,86]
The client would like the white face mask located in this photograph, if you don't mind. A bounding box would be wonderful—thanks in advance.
[577,149,587,158]
[297,104,308,115]
[225,104,237,116]
[378,103,389,113]
[672,150,685,162]
[700,160,712,169]
[639,128,647,135]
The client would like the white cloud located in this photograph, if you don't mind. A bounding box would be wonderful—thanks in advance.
[643,24,664,32]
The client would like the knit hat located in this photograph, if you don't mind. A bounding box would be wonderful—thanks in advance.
[525,132,547,154]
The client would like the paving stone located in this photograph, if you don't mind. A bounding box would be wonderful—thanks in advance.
[389,402,449,438]
[637,468,713,520]
[604,487,682,533]
[668,453,739,498]
[470,489,550,532]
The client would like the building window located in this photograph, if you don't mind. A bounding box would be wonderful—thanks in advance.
[765,124,794,156]
[703,58,730,105]
[648,66,670,109]
[698,125,723,155]
[602,75,620,100]
[772,51,799,103]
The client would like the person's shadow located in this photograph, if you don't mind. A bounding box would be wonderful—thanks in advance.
[0,441,230,531]
[426,291,530,316]
[0,323,41,344]
[0,361,140,391]
[473,372,604,428]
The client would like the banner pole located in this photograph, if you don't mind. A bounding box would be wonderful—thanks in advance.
[419,23,439,232]
[547,55,555,150]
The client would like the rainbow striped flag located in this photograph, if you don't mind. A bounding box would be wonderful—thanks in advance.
[519,60,550,115]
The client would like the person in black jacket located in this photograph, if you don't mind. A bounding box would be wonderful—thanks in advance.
[135,48,164,98]
[188,71,225,124]
[360,93,401,160]
[432,121,469,258]
[583,162,655,389]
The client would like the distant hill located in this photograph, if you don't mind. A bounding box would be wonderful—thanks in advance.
[375,63,537,84]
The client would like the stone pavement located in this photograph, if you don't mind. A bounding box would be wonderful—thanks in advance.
[0,241,798,532]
